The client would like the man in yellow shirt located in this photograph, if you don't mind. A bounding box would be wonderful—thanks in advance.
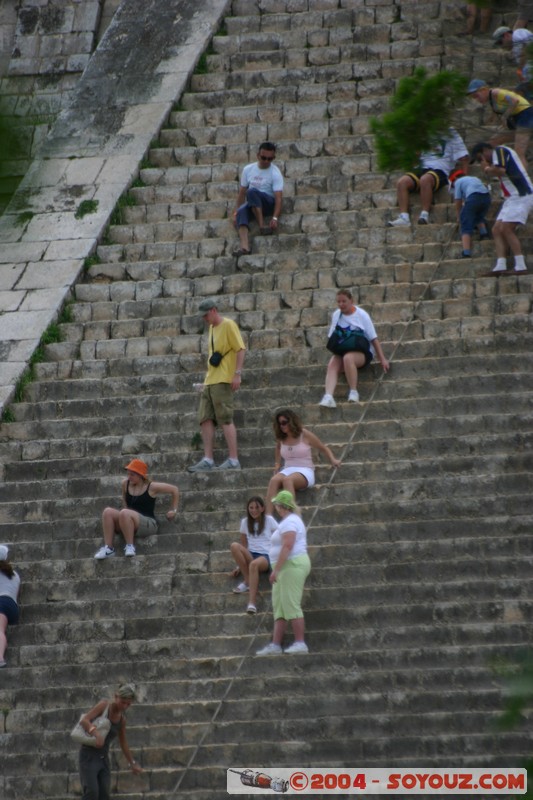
[188,299,246,472]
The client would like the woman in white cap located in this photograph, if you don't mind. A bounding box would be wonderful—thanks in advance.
[77,683,143,800]
[94,459,180,559]
[0,545,21,668]
[256,490,311,656]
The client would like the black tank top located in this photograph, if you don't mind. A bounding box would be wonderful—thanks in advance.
[125,481,156,519]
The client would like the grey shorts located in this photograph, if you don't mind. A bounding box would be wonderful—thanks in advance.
[136,515,158,538]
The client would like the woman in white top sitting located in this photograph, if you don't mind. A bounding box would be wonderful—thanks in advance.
[230,496,278,615]
[319,288,389,407]
[265,409,340,515]
[256,490,312,656]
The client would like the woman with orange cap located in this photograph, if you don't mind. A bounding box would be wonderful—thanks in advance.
[94,459,179,559]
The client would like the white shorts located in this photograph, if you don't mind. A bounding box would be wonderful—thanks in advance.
[280,467,315,488]
[497,194,533,225]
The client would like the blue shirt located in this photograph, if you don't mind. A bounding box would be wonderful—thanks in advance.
[454,176,490,201]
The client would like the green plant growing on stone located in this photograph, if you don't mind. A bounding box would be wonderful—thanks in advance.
[110,192,136,226]
[59,302,74,325]
[75,199,99,219]
[370,68,468,172]
[13,322,63,402]
[84,253,101,272]
[194,53,209,75]
[140,156,154,170]
[14,210,34,227]
[1,407,15,424]
[215,22,227,36]
[190,432,202,449]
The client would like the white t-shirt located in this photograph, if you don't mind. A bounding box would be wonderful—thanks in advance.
[0,570,20,602]
[240,514,278,556]
[420,128,469,176]
[328,306,378,357]
[240,162,284,198]
[269,513,307,564]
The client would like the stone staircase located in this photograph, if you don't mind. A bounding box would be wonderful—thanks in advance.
[1,0,532,798]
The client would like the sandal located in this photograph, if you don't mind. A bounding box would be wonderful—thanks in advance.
[233,248,251,257]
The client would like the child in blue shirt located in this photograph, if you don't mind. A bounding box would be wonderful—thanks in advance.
[450,169,491,258]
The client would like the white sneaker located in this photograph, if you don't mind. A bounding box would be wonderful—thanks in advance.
[284,641,309,654]
[417,213,429,225]
[388,215,410,227]
[348,389,360,403]
[124,544,136,557]
[94,546,115,560]
[246,603,257,614]
[232,581,249,594]
[319,393,336,408]
[256,642,283,656]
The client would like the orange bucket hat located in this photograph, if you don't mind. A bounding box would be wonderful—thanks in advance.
[124,459,148,478]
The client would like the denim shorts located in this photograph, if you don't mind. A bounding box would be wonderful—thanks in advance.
[250,551,271,568]
[0,596,19,625]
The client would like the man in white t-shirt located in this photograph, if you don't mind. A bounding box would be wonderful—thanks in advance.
[232,141,284,257]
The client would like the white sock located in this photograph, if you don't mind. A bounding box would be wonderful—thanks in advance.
[493,259,507,272]
[419,210,429,220]
[399,212,410,221]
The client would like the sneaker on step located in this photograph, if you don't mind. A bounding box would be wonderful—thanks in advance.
[233,581,249,594]
[217,458,241,470]
[256,642,283,656]
[418,213,429,224]
[388,215,410,227]
[319,393,336,408]
[348,389,360,403]
[188,458,214,473]
[284,641,309,654]
[246,603,257,614]
[124,544,136,557]
[94,546,115,560]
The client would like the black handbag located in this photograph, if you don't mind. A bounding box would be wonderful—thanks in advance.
[326,315,371,358]
[209,328,226,367]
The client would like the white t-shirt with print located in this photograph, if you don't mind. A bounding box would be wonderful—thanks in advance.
[240,514,278,556]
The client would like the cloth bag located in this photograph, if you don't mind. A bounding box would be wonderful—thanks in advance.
[71,703,110,747]
[327,324,370,358]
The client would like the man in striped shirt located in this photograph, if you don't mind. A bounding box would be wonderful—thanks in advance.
[471,141,533,273]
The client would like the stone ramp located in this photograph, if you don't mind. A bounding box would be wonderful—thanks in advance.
[1,0,533,798]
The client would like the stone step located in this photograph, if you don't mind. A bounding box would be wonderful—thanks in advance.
[4,417,531,484]
[1,463,531,521]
